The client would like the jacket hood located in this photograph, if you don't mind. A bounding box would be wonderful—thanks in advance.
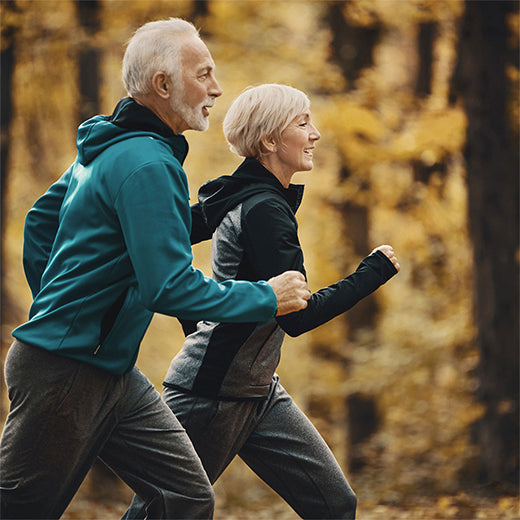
[198,157,305,233]
[76,97,188,166]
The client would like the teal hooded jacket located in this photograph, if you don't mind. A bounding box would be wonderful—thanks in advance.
[13,98,277,374]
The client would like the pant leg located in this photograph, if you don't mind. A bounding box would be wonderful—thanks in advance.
[163,389,261,483]
[0,341,122,519]
[123,387,260,519]
[101,371,214,520]
[238,378,357,519]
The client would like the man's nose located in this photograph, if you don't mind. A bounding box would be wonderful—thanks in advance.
[209,75,223,98]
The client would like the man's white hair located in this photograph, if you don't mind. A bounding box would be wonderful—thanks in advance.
[122,18,199,96]
[223,84,310,159]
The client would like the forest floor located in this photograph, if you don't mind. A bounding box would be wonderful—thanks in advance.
[59,463,519,519]
[61,492,519,520]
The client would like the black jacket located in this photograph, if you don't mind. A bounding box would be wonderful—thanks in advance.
[165,158,397,399]
[200,157,397,336]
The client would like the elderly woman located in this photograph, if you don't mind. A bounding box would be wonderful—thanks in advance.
[125,84,399,520]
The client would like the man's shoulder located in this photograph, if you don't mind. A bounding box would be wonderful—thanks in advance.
[101,134,183,171]
[82,135,186,196]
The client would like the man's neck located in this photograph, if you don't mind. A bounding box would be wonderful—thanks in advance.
[132,94,186,135]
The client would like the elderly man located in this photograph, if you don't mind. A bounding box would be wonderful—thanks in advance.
[0,19,309,520]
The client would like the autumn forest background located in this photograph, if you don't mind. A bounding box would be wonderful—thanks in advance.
[1,1,519,519]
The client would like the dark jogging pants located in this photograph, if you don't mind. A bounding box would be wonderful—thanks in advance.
[0,340,214,519]
[124,376,357,519]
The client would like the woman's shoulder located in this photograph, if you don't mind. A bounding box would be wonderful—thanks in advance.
[241,188,293,215]
[240,190,297,233]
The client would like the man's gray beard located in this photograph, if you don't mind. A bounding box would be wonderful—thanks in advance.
[170,87,209,132]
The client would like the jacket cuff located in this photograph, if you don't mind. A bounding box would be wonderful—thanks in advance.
[366,250,398,282]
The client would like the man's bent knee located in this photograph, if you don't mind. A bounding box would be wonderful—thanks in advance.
[157,480,214,519]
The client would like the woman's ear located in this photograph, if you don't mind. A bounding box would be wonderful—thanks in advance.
[260,136,277,154]
[151,71,170,99]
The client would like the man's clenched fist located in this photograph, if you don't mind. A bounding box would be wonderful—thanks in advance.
[268,271,311,316]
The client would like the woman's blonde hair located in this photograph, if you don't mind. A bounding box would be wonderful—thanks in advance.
[122,18,199,96]
[223,84,310,158]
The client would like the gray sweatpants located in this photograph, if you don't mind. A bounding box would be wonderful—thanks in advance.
[124,376,357,519]
[0,341,214,519]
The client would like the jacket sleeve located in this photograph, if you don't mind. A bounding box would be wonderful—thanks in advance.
[190,202,212,245]
[277,250,397,336]
[23,166,72,298]
[242,198,398,337]
[114,160,277,323]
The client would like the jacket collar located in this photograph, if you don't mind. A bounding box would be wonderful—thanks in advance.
[108,97,189,164]
[233,157,305,213]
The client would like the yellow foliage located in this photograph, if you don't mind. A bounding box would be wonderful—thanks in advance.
[345,0,465,28]
[391,108,467,162]
[3,0,516,514]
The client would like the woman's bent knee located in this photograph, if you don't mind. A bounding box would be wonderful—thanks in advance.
[334,490,357,519]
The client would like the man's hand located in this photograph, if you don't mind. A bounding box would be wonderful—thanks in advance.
[268,271,311,316]
[372,244,400,272]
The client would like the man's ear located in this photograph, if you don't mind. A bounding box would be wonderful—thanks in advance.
[151,71,170,99]
[260,135,277,153]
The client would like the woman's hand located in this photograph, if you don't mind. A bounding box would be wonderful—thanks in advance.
[372,245,400,272]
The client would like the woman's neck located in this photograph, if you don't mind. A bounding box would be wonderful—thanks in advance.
[258,156,294,188]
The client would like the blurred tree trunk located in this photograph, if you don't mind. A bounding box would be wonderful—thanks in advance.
[191,0,209,39]
[416,22,436,98]
[451,0,519,488]
[1,0,19,416]
[76,0,101,124]
[326,1,381,89]
[0,4,15,212]
[191,0,208,20]
[324,1,382,473]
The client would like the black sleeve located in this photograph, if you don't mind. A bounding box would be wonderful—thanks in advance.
[178,203,213,335]
[190,202,212,245]
[242,199,397,337]
[178,318,199,337]
[277,250,397,337]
